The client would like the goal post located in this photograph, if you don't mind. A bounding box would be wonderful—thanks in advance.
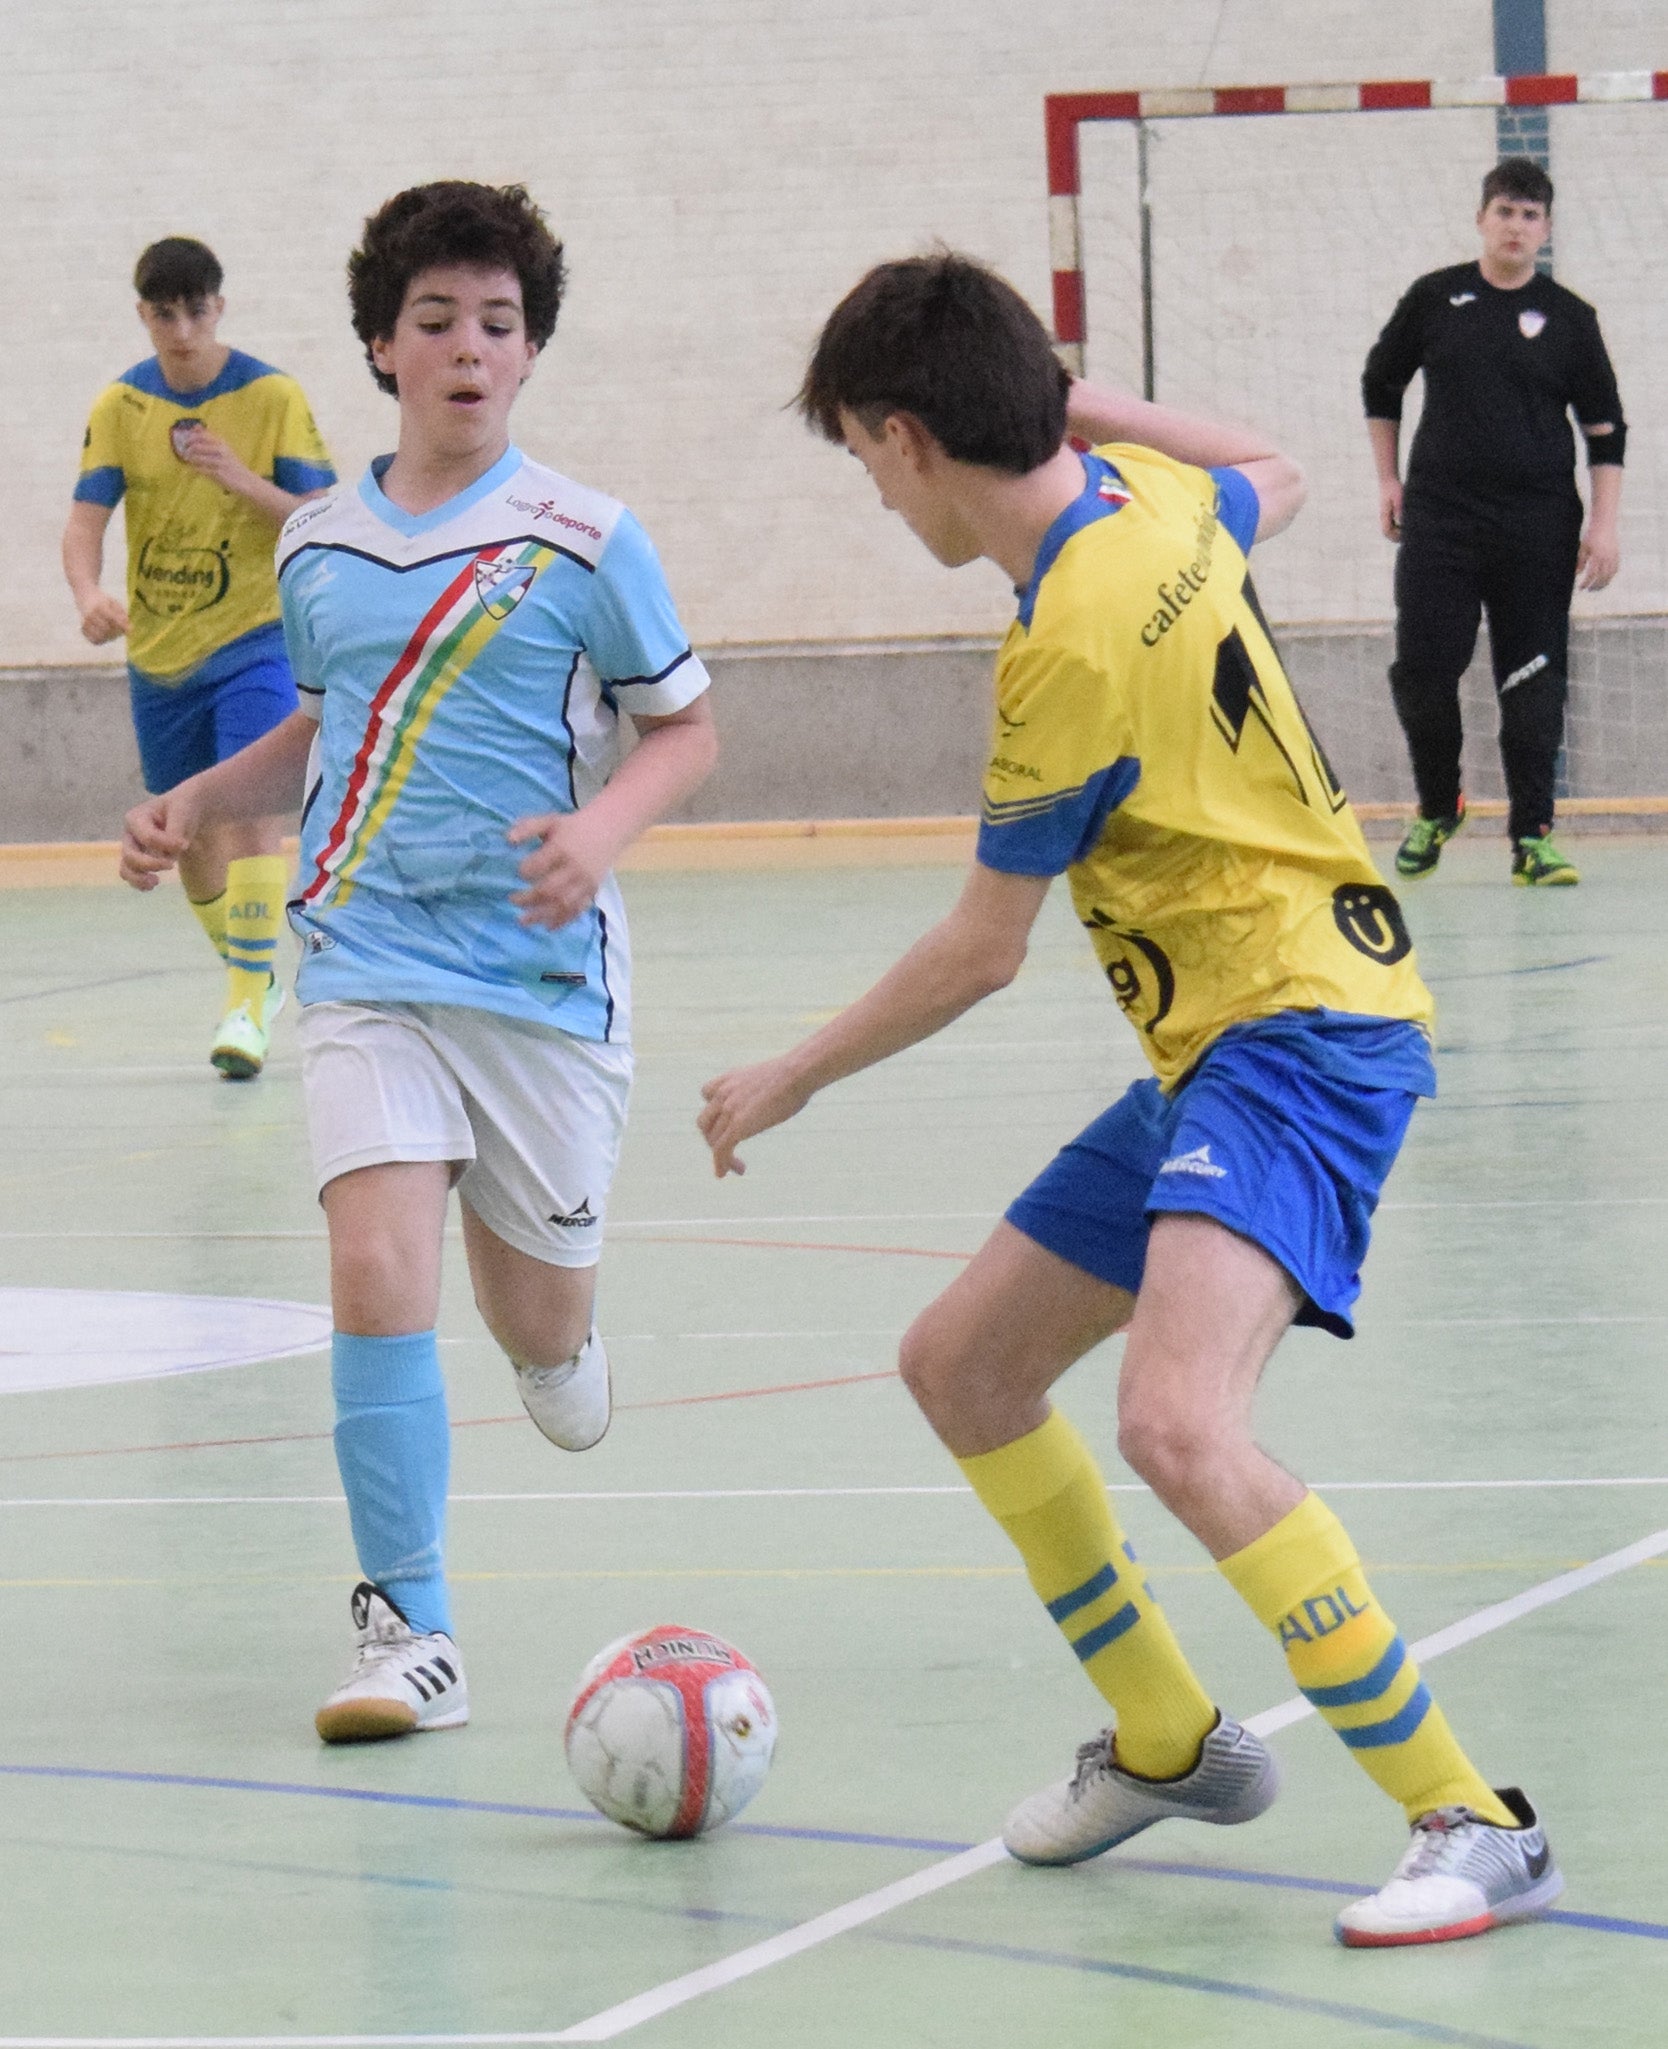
[1040,71,1668,816]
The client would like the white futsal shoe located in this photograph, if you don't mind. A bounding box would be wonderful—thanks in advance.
[1335,1789,1563,1947]
[1004,1712,1280,1866]
[314,1582,469,1744]
[514,1329,611,1451]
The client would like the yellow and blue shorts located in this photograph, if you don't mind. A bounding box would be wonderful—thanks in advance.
[1006,1010,1436,1338]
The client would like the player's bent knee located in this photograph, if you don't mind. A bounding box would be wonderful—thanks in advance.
[1116,1403,1218,1495]
[897,1311,967,1421]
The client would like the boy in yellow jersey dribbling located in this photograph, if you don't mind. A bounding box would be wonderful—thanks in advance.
[62,237,336,1077]
[699,253,1560,1949]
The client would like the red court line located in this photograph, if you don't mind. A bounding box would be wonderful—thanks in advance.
[0,1368,903,1467]
[628,1232,975,1262]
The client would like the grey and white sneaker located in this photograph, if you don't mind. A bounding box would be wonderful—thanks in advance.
[514,1328,611,1451]
[314,1582,469,1744]
[1336,1788,1562,1947]
[1003,1712,1280,1866]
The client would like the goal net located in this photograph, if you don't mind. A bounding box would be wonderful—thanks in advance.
[1050,74,1668,815]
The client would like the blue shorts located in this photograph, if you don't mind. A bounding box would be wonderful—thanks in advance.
[129,634,298,794]
[1005,1012,1436,1339]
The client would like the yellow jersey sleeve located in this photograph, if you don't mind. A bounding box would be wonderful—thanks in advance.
[978,633,1138,876]
[270,378,335,496]
[73,383,129,508]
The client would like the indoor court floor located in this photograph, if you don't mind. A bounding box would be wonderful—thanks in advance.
[0,834,1664,2047]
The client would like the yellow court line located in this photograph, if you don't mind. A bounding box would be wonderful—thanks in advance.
[0,1557,1660,1591]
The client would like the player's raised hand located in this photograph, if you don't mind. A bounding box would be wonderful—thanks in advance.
[698,1058,814,1178]
[120,785,201,890]
[77,589,130,645]
[508,809,614,928]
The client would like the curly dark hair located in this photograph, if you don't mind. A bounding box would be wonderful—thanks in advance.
[798,251,1068,474]
[348,182,566,395]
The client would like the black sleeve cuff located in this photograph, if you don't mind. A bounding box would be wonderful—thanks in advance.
[1584,422,1626,465]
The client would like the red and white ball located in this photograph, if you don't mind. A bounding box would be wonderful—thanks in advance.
[565,1624,778,1838]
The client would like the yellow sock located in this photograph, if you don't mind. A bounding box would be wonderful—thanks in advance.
[958,1411,1216,1779]
[188,889,228,960]
[223,856,287,1023]
[1220,1492,1514,1826]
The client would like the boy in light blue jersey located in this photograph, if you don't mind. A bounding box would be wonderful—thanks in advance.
[122,183,716,1742]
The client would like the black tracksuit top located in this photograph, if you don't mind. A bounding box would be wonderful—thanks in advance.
[1362,261,1625,505]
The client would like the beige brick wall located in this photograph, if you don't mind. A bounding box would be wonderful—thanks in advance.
[5,0,1504,671]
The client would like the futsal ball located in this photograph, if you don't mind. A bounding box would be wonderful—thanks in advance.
[565,1624,778,1838]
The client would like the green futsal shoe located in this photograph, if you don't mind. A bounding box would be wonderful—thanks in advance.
[1512,833,1579,887]
[1395,799,1466,878]
[211,982,287,1080]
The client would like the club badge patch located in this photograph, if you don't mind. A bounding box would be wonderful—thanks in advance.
[473,555,535,619]
[1519,309,1547,340]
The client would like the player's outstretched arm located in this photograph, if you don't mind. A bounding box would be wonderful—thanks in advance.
[698,863,1052,1176]
[509,695,718,929]
[1065,379,1305,541]
[119,709,315,890]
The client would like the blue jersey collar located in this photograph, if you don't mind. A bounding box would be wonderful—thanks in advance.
[1014,452,1131,630]
[119,348,279,407]
[360,444,524,537]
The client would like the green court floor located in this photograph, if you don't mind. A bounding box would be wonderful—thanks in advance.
[0,836,1663,2047]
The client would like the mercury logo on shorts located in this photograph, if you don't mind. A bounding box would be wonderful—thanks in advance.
[1158,1145,1227,1180]
[549,1198,597,1229]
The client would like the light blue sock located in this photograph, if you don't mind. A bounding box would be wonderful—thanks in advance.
[331,1329,453,1639]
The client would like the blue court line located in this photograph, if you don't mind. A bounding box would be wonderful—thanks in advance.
[869,1930,1542,2048]
[1424,955,1607,986]
[0,1833,1556,2049]
[4,1761,1664,1945]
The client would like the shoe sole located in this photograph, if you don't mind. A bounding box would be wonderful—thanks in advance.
[211,1050,264,1081]
[1511,873,1579,888]
[315,1697,469,1743]
[1335,1869,1565,1948]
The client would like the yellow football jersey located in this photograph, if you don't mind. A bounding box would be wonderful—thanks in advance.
[978,444,1434,1090]
[74,350,335,685]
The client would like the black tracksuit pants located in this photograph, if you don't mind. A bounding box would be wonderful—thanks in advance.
[1388,485,1583,844]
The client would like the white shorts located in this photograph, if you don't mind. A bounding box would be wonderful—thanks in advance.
[297,1001,633,1268]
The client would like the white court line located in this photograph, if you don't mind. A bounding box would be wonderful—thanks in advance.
[1,1476,1666,1509]
[7,1196,1668,1244]
[542,1520,1668,2041]
[15,1522,1656,2047]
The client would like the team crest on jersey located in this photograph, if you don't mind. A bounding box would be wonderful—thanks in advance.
[1519,309,1547,340]
[473,555,536,619]
[1097,474,1132,507]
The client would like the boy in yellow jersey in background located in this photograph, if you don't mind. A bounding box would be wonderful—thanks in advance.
[62,237,336,1077]
[699,254,1561,1948]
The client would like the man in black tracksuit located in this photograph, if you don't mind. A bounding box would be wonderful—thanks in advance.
[1363,156,1624,886]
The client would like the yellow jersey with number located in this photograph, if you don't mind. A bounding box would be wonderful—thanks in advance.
[977,445,1433,1090]
[74,350,335,685]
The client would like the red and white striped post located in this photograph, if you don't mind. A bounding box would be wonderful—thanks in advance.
[1046,70,1668,374]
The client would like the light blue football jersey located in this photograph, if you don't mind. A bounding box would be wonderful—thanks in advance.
[277,446,709,1042]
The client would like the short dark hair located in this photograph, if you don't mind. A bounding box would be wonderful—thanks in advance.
[1482,157,1554,210]
[798,251,1069,474]
[348,181,566,395]
[134,237,223,306]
